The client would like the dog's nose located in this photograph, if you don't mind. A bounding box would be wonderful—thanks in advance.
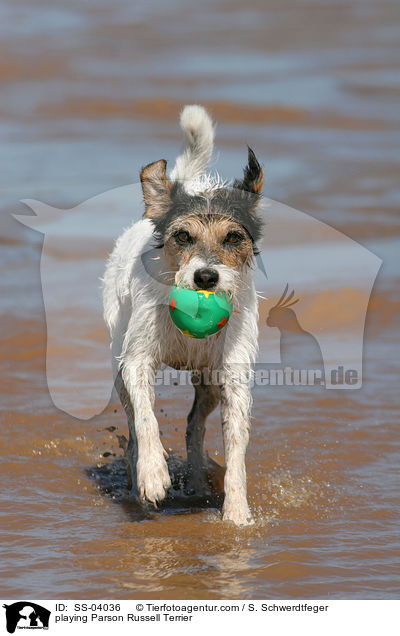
[194,268,219,290]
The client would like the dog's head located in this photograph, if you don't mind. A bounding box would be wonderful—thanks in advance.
[140,148,264,297]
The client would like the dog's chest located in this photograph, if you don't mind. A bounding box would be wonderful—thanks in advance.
[159,309,224,370]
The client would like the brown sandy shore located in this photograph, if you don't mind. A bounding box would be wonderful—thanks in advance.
[33,97,389,131]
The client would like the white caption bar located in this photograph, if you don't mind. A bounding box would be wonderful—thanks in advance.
[1,599,398,636]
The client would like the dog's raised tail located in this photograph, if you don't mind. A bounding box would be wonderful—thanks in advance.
[169,105,215,183]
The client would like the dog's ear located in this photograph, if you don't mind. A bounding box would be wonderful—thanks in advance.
[234,147,264,195]
[140,159,172,218]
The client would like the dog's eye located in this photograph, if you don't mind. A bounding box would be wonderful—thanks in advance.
[175,230,192,245]
[224,232,243,245]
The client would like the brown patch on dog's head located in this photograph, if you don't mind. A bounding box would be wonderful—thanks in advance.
[140,159,172,218]
[163,213,254,272]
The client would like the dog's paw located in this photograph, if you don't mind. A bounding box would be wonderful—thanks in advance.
[137,452,171,506]
[222,500,255,526]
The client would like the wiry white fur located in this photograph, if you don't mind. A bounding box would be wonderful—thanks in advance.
[169,105,215,184]
[183,172,230,196]
[102,106,259,526]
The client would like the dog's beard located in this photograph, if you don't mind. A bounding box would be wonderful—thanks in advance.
[174,254,242,297]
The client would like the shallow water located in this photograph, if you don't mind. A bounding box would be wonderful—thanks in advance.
[1,0,400,599]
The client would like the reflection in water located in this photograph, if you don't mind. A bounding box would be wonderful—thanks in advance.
[86,453,224,523]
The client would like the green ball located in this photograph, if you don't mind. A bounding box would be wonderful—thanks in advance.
[169,286,233,339]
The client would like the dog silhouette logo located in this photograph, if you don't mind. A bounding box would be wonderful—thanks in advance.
[267,284,324,372]
[3,602,50,633]
[14,184,381,416]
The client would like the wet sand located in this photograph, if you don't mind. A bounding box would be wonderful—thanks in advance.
[1,0,400,599]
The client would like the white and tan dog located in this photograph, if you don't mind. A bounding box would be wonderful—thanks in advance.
[102,105,264,525]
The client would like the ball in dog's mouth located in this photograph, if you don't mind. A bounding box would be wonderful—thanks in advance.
[168,286,233,339]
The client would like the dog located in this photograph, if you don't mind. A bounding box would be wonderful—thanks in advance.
[102,105,264,525]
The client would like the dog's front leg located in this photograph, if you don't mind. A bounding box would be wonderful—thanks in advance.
[220,372,254,526]
[114,369,137,490]
[122,360,171,506]
[185,370,220,495]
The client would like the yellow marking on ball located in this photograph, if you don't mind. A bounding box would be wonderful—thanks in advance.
[197,290,214,299]
[180,329,195,338]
